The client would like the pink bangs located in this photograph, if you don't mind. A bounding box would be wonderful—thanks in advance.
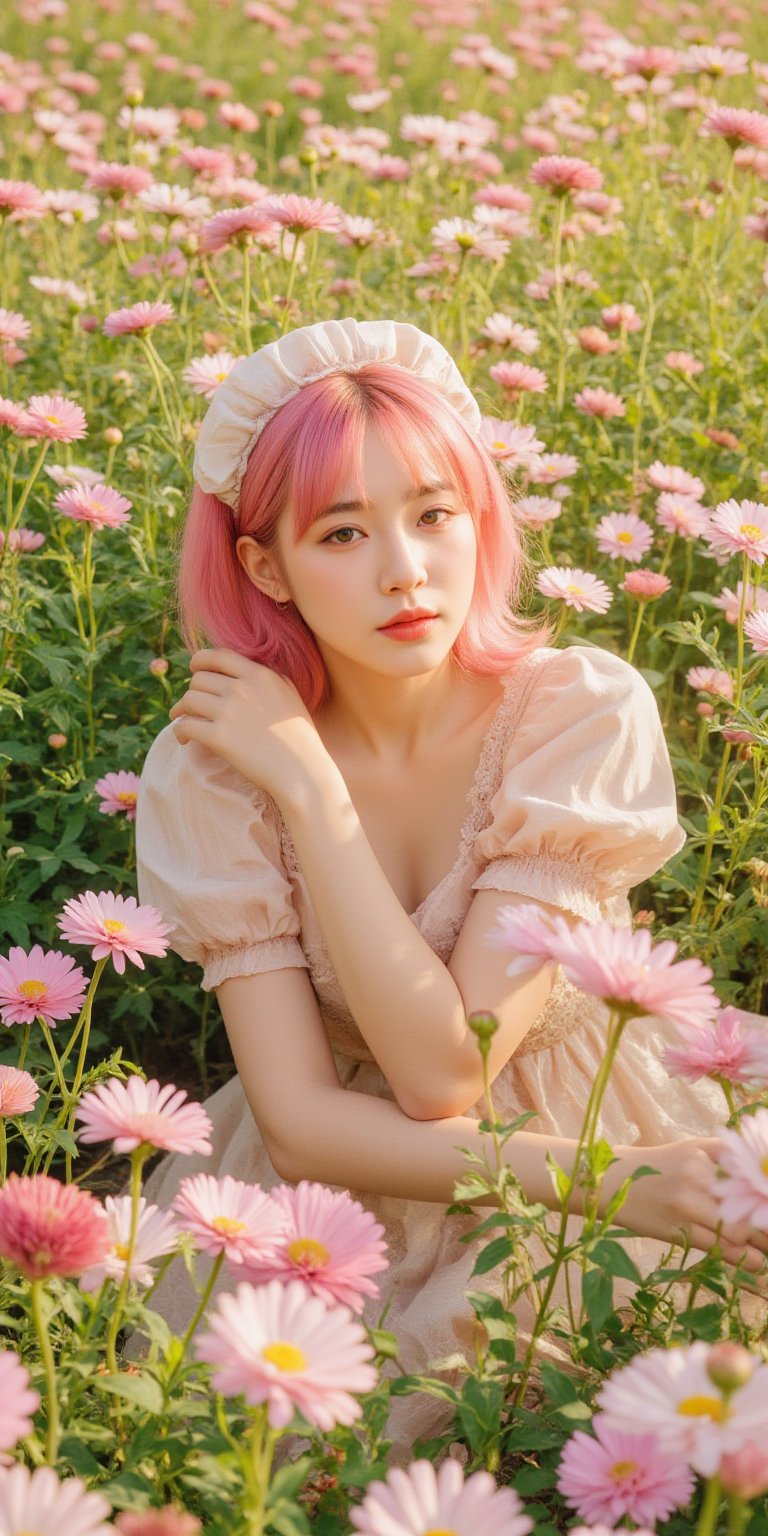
[178,363,551,713]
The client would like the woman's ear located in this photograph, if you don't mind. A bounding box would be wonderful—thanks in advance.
[236,535,292,605]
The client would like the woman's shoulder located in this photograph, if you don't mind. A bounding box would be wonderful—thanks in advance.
[504,642,655,706]
[140,721,268,805]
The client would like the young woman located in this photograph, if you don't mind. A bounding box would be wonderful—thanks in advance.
[135,318,763,1446]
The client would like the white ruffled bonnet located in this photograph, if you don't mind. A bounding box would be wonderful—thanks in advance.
[192,317,482,512]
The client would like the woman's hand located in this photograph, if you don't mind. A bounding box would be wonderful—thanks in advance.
[168,648,330,801]
[606,1137,768,1277]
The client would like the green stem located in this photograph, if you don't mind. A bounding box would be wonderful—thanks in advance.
[696,1474,722,1536]
[30,1279,59,1465]
[727,1495,750,1536]
[39,1021,68,1102]
[734,552,750,709]
[138,336,178,443]
[106,1146,149,1375]
[0,1119,6,1182]
[690,743,733,926]
[626,601,646,666]
[170,1250,225,1386]
[242,249,252,353]
[8,440,50,535]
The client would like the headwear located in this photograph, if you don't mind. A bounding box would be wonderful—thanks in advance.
[192,317,482,513]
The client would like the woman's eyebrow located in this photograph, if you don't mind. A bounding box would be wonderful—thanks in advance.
[314,482,455,522]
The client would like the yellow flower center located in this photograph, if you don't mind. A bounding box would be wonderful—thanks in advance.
[677,1394,727,1421]
[18,979,48,1001]
[611,1460,637,1479]
[287,1237,330,1267]
[103,919,127,935]
[739,523,763,540]
[116,791,138,806]
[89,501,105,513]
[211,1215,248,1235]
[617,530,634,543]
[761,1157,768,1175]
[566,584,585,595]
[114,1243,130,1260]
[424,1529,459,1535]
[261,1341,307,1373]
[215,371,228,381]
[493,439,508,449]
[44,414,62,425]
[455,231,476,248]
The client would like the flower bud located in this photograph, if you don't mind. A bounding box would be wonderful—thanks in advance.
[706,1342,754,1393]
[103,426,123,446]
[720,1441,768,1500]
[468,1011,500,1043]
[47,733,67,749]
[149,657,169,676]
[696,701,715,717]
[299,145,319,165]
[369,1328,399,1360]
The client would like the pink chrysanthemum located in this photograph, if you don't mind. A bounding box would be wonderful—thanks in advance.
[687,666,733,699]
[56,890,171,974]
[622,569,671,599]
[601,302,642,334]
[490,904,719,1026]
[0,308,31,342]
[198,205,276,254]
[0,1464,112,1535]
[195,1278,377,1430]
[0,527,46,552]
[665,350,704,375]
[54,484,133,530]
[93,770,141,819]
[712,582,768,624]
[744,610,768,652]
[490,360,548,395]
[720,1442,768,1500]
[79,1195,179,1291]
[75,1077,213,1156]
[0,180,47,216]
[103,301,174,338]
[705,499,768,565]
[257,193,342,233]
[715,1107,768,1227]
[0,1174,110,1279]
[481,313,540,352]
[574,386,626,419]
[20,394,88,442]
[557,1415,695,1527]
[704,105,768,149]
[0,944,88,1027]
[536,566,613,614]
[0,396,29,431]
[529,154,603,193]
[0,1065,39,1116]
[664,1006,768,1087]
[238,1182,388,1312]
[515,495,563,527]
[655,492,710,540]
[351,1457,532,1536]
[595,512,654,563]
[646,461,705,497]
[530,452,580,483]
[173,1173,288,1265]
[0,1349,40,1464]
[182,350,242,397]
[86,161,155,198]
[430,218,509,260]
[478,419,545,466]
[115,1510,202,1536]
[597,1341,768,1478]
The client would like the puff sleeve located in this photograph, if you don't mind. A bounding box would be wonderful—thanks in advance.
[471,645,686,920]
[135,724,308,992]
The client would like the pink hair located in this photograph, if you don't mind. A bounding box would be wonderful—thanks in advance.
[178,364,552,712]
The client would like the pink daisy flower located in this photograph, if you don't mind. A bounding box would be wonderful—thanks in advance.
[490,360,548,395]
[486,903,564,977]
[704,105,768,149]
[79,1195,179,1291]
[257,193,342,234]
[0,527,46,552]
[172,1173,288,1265]
[557,1416,695,1527]
[0,1174,110,1280]
[601,302,642,334]
[115,1510,202,1536]
[574,386,626,419]
[75,1077,213,1156]
[715,1107,768,1227]
[0,1065,39,1116]
[744,610,768,652]
[720,1442,768,1500]
[655,492,710,539]
[712,581,768,624]
[597,1341,768,1478]
[0,1464,112,1535]
[0,308,31,342]
[195,1278,377,1430]
[0,180,47,217]
[536,566,613,614]
[430,218,509,260]
[93,770,141,818]
[664,1006,768,1087]
[578,326,618,356]
[515,495,563,527]
[595,511,654,562]
[86,161,155,198]
[19,394,88,443]
[687,666,733,699]
[0,1350,40,1463]
[665,350,704,375]
[103,301,174,338]
[481,313,540,352]
[238,1182,388,1312]
[350,1457,532,1536]
[0,397,29,431]
[705,499,768,565]
[198,205,276,254]
[646,461,705,497]
[54,484,133,530]
[622,569,671,599]
[0,944,88,1028]
[182,350,242,397]
[478,419,545,466]
[530,451,580,483]
[56,890,171,974]
[529,154,603,193]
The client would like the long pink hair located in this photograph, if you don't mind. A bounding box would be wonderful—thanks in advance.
[178,363,552,713]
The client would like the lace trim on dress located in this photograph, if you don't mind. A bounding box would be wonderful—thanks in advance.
[471,853,604,922]
[201,936,308,993]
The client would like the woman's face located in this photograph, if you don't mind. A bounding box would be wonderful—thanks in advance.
[251,423,479,679]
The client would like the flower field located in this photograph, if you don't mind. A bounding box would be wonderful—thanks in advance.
[2,0,768,1528]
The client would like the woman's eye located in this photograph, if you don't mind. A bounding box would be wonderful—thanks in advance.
[322,509,455,545]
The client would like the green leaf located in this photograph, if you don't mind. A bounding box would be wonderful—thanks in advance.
[582,1267,614,1330]
[512,1463,555,1494]
[91,1370,164,1414]
[58,1435,102,1478]
[471,1234,517,1276]
[268,1456,314,1503]
[539,1361,579,1407]
[589,1239,642,1284]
